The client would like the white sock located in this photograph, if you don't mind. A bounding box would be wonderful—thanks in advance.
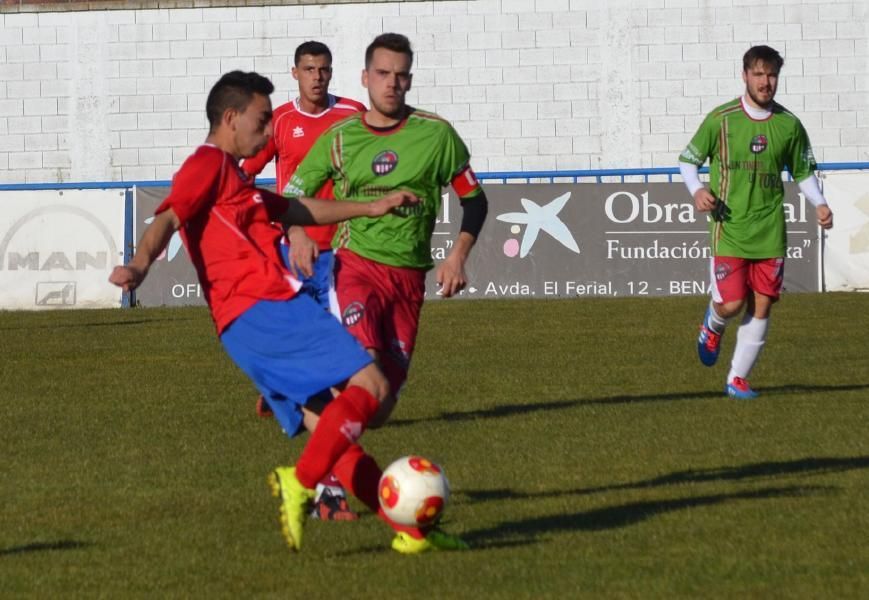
[727,314,769,383]
[313,483,345,502]
[705,300,729,334]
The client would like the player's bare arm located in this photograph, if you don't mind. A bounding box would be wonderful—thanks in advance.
[285,225,319,278]
[437,190,488,298]
[437,232,476,298]
[109,208,181,291]
[280,190,419,228]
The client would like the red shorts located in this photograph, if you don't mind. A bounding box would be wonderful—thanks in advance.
[710,256,785,303]
[332,250,426,395]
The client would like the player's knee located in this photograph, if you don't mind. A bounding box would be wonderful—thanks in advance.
[350,363,390,405]
[370,368,390,403]
[718,299,744,319]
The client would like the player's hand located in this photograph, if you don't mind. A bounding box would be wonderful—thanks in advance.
[368,190,419,216]
[436,254,467,298]
[109,265,146,291]
[693,188,717,212]
[816,205,833,229]
[286,227,318,278]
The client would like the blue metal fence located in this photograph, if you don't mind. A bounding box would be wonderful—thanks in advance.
[473,162,869,183]
[2,162,867,191]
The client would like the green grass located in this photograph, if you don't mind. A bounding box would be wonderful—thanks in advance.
[2,293,868,598]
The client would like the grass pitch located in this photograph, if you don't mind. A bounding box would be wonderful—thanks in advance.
[1,293,868,598]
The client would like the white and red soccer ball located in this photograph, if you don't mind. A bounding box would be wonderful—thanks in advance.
[378,456,450,527]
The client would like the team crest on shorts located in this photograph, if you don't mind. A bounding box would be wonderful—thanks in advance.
[372,150,399,176]
[715,262,731,281]
[342,301,365,327]
[750,134,768,154]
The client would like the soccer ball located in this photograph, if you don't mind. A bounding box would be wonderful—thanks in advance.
[378,456,450,527]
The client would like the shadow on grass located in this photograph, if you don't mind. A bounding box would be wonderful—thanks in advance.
[389,383,869,427]
[339,484,832,555]
[463,485,832,548]
[0,540,91,557]
[0,319,162,331]
[462,455,869,502]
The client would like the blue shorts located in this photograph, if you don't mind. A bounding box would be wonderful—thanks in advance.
[280,242,334,311]
[219,295,373,437]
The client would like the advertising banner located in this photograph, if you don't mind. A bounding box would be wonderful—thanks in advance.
[132,182,820,307]
[133,186,203,307]
[0,189,127,310]
[429,182,820,299]
[819,172,869,291]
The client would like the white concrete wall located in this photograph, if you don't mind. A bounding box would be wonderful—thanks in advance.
[0,0,867,183]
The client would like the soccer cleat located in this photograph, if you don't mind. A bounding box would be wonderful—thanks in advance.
[267,466,316,551]
[726,377,759,400]
[311,487,359,521]
[391,530,470,555]
[256,395,274,418]
[697,308,723,366]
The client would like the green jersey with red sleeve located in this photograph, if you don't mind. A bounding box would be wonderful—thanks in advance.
[285,108,482,270]
[679,98,816,258]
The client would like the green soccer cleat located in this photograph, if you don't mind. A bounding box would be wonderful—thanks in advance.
[267,466,316,551]
[391,530,470,555]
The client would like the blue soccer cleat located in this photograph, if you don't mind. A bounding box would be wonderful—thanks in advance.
[726,377,759,400]
[697,308,723,366]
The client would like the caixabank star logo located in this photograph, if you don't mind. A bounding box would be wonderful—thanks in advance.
[144,215,184,262]
[495,191,581,258]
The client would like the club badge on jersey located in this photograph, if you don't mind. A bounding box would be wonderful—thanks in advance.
[372,151,399,176]
[342,301,365,327]
[750,135,768,154]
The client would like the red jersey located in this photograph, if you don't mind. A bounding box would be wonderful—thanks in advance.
[156,144,300,334]
[242,94,366,249]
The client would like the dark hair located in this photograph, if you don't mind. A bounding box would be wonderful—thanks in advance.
[205,71,274,131]
[365,33,413,69]
[743,45,784,73]
[294,41,332,66]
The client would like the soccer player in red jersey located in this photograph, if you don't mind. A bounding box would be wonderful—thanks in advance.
[287,34,489,429]
[243,41,365,303]
[242,41,367,521]
[109,71,468,554]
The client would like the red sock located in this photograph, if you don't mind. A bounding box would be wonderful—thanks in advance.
[332,443,427,540]
[295,386,379,489]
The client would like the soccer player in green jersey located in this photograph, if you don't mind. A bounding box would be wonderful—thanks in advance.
[678,45,834,399]
[284,33,487,553]
[287,33,488,420]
